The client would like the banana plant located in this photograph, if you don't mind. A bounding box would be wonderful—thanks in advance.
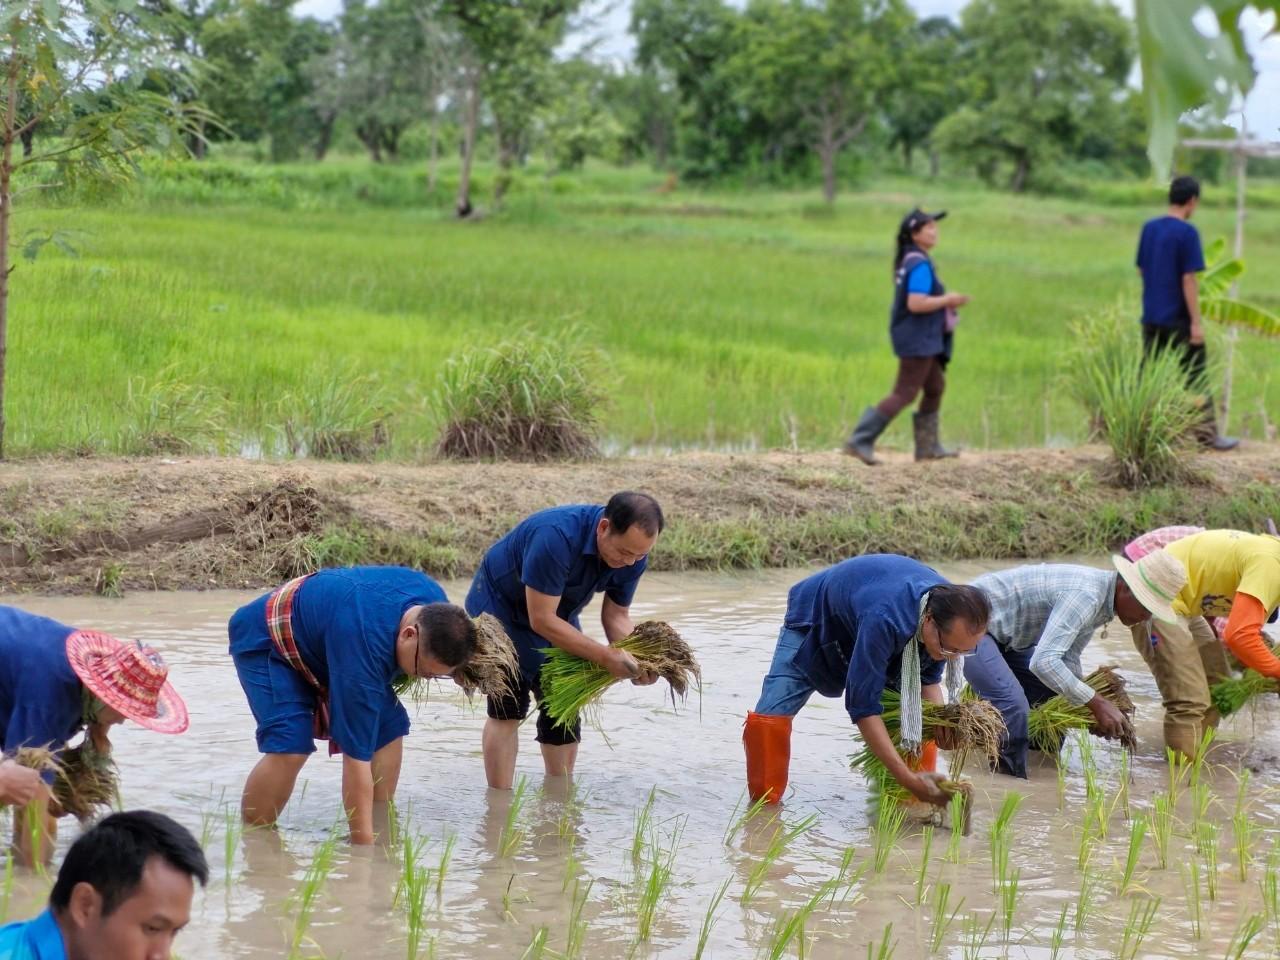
[1200,237,1280,337]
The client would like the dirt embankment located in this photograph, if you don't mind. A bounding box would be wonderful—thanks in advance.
[1,446,1277,595]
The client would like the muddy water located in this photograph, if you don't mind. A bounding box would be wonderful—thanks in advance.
[7,565,1280,959]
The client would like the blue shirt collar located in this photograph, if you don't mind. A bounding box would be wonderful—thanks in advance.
[582,507,604,557]
[14,909,68,960]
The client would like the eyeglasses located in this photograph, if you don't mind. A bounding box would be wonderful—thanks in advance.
[938,643,975,660]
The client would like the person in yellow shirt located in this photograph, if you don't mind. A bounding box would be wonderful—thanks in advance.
[1127,528,1280,757]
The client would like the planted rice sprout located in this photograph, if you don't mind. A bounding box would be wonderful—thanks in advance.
[289,829,340,959]
[961,911,997,960]
[1166,746,1190,806]
[946,792,968,859]
[499,776,530,859]
[1117,814,1148,896]
[871,801,907,876]
[564,878,592,960]
[1196,821,1220,902]
[1026,667,1136,753]
[540,621,701,731]
[1117,897,1160,960]
[404,863,433,960]
[1150,792,1174,869]
[635,823,682,943]
[394,613,520,704]
[928,882,964,954]
[631,787,656,864]
[765,878,838,960]
[1049,903,1070,960]
[435,833,455,901]
[998,868,1021,943]
[223,804,243,889]
[744,813,818,902]
[1182,859,1203,940]
[915,825,935,906]
[393,830,426,909]
[830,847,866,907]
[988,792,1023,892]
[1111,748,1131,822]
[1232,770,1255,882]
[866,921,896,960]
[15,741,119,823]
[1226,912,1266,959]
[1074,871,1100,934]
[723,792,771,846]
[520,927,549,960]
[692,876,731,960]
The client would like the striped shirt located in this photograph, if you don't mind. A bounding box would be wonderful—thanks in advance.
[971,564,1117,706]
[1124,525,1203,560]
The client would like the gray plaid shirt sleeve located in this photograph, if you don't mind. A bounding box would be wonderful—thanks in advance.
[1027,581,1109,706]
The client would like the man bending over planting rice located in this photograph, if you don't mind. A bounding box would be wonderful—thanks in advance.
[466,492,664,789]
[963,552,1186,778]
[0,605,189,866]
[229,566,477,844]
[1126,528,1280,758]
[744,555,989,807]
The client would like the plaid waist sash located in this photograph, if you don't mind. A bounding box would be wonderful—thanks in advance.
[266,574,340,756]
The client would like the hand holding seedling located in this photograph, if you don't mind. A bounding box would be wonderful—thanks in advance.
[1086,694,1132,740]
[0,760,41,806]
[606,648,642,680]
[910,771,952,807]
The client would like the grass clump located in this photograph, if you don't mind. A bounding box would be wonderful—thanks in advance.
[433,331,605,461]
[394,613,520,703]
[539,621,701,731]
[279,373,391,461]
[1027,666,1136,753]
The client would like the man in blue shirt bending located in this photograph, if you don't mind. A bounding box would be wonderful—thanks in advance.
[0,809,207,960]
[467,492,664,789]
[229,567,477,844]
[1135,174,1237,450]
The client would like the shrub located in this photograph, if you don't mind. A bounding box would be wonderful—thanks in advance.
[1067,303,1202,488]
[433,331,605,461]
[114,369,226,455]
[278,373,391,461]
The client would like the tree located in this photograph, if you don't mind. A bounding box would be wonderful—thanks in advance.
[933,0,1131,192]
[0,0,205,458]
[539,59,623,173]
[727,0,912,204]
[883,16,963,175]
[601,67,677,168]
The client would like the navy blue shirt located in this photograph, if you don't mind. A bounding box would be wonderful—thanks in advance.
[466,505,647,679]
[230,567,447,762]
[783,555,947,723]
[0,607,84,778]
[890,248,949,359]
[1136,215,1205,328]
[0,908,67,959]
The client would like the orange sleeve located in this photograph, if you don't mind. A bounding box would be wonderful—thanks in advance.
[1222,593,1280,677]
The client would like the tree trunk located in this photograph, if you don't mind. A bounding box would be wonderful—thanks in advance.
[1009,153,1030,193]
[494,136,515,206]
[427,108,440,193]
[0,63,14,459]
[314,111,336,161]
[356,120,383,163]
[819,139,837,205]
[455,71,479,218]
[901,139,913,171]
[928,148,940,179]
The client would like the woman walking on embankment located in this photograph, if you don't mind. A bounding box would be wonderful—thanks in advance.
[845,209,971,464]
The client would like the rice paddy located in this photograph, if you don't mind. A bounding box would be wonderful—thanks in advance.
[4,568,1280,958]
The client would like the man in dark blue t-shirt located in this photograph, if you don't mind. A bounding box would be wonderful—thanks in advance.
[466,492,664,789]
[1135,175,1237,451]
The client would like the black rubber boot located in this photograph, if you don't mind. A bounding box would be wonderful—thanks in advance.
[843,406,891,465]
[913,411,959,461]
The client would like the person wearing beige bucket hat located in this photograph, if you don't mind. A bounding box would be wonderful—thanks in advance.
[0,604,188,866]
[1127,528,1280,758]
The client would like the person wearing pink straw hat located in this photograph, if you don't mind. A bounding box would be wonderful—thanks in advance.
[0,605,188,866]
[229,566,477,845]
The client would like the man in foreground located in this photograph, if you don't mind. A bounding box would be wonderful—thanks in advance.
[0,809,208,960]
[964,551,1187,777]
[230,566,476,843]
[744,554,989,806]
[467,492,664,789]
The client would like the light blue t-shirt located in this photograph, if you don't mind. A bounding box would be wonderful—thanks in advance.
[905,260,934,295]
[0,908,67,960]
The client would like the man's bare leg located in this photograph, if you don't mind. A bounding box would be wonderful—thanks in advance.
[541,742,578,778]
[242,753,309,826]
[483,717,521,789]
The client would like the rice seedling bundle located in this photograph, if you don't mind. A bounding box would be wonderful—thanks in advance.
[1210,665,1280,718]
[394,613,520,703]
[15,741,119,822]
[540,621,701,730]
[1027,666,1136,754]
[850,689,1005,776]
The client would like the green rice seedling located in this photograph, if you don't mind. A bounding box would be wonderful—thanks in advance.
[1181,859,1203,940]
[1118,814,1148,896]
[1054,736,1073,812]
[1150,792,1174,869]
[928,883,964,954]
[1226,912,1266,959]
[1233,811,1257,883]
[499,776,529,858]
[1049,903,1070,960]
[288,829,339,958]
[1211,668,1279,717]
[405,864,433,959]
[723,792,771,845]
[635,823,682,942]
[961,912,997,960]
[1197,821,1220,901]
[866,922,896,960]
[1190,780,1214,827]
[520,927,549,960]
[1028,667,1137,752]
[915,825,934,906]
[830,846,867,907]
[945,792,966,862]
[988,792,1023,891]
[850,690,1005,776]
[1074,871,1100,934]
[1166,746,1190,806]
[1117,897,1160,960]
[393,829,426,909]
[631,787,656,864]
[765,878,837,960]
[561,834,580,894]
[540,621,701,731]
[1112,748,1131,822]
[998,869,1021,943]
[564,878,592,960]
[692,877,731,960]
[0,854,14,922]
[871,800,907,876]
[744,813,817,902]
[435,833,455,900]
[1188,728,1216,790]
[222,805,242,889]
[501,874,517,922]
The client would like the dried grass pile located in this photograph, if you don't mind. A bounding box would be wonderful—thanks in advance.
[540,621,701,730]
[1027,666,1137,753]
[394,613,520,704]
[15,741,119,822]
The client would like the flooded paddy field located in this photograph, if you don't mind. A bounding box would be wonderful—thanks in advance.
[7,565,1280,959]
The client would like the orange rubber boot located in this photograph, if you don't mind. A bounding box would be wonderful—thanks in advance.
[744,712,793,804]
[912,741,938,774]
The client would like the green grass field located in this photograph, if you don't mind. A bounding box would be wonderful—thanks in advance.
[11,159,1280,457]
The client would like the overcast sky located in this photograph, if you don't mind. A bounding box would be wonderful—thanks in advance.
[294,0,1280,143]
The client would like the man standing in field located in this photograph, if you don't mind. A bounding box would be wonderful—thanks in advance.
[466,492,663,789]
[963,553,1186,777]
[229,566,477,844]
[1135,174,1237,450]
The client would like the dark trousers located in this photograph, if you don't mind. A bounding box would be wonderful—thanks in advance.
[962,634,1057,779]
[1142,323,1209,390]
[875,356,945,419]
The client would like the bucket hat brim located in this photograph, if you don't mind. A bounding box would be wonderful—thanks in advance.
[1112,554,1180,625]
[66,631,190,735]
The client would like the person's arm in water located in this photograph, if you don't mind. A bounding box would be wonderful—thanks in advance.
[11,785,57,867]
[528,587,639,679]
[1183,272,1204,345]
[854,714,949,806]
[601,596,657,685]
[342,756,376,845]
